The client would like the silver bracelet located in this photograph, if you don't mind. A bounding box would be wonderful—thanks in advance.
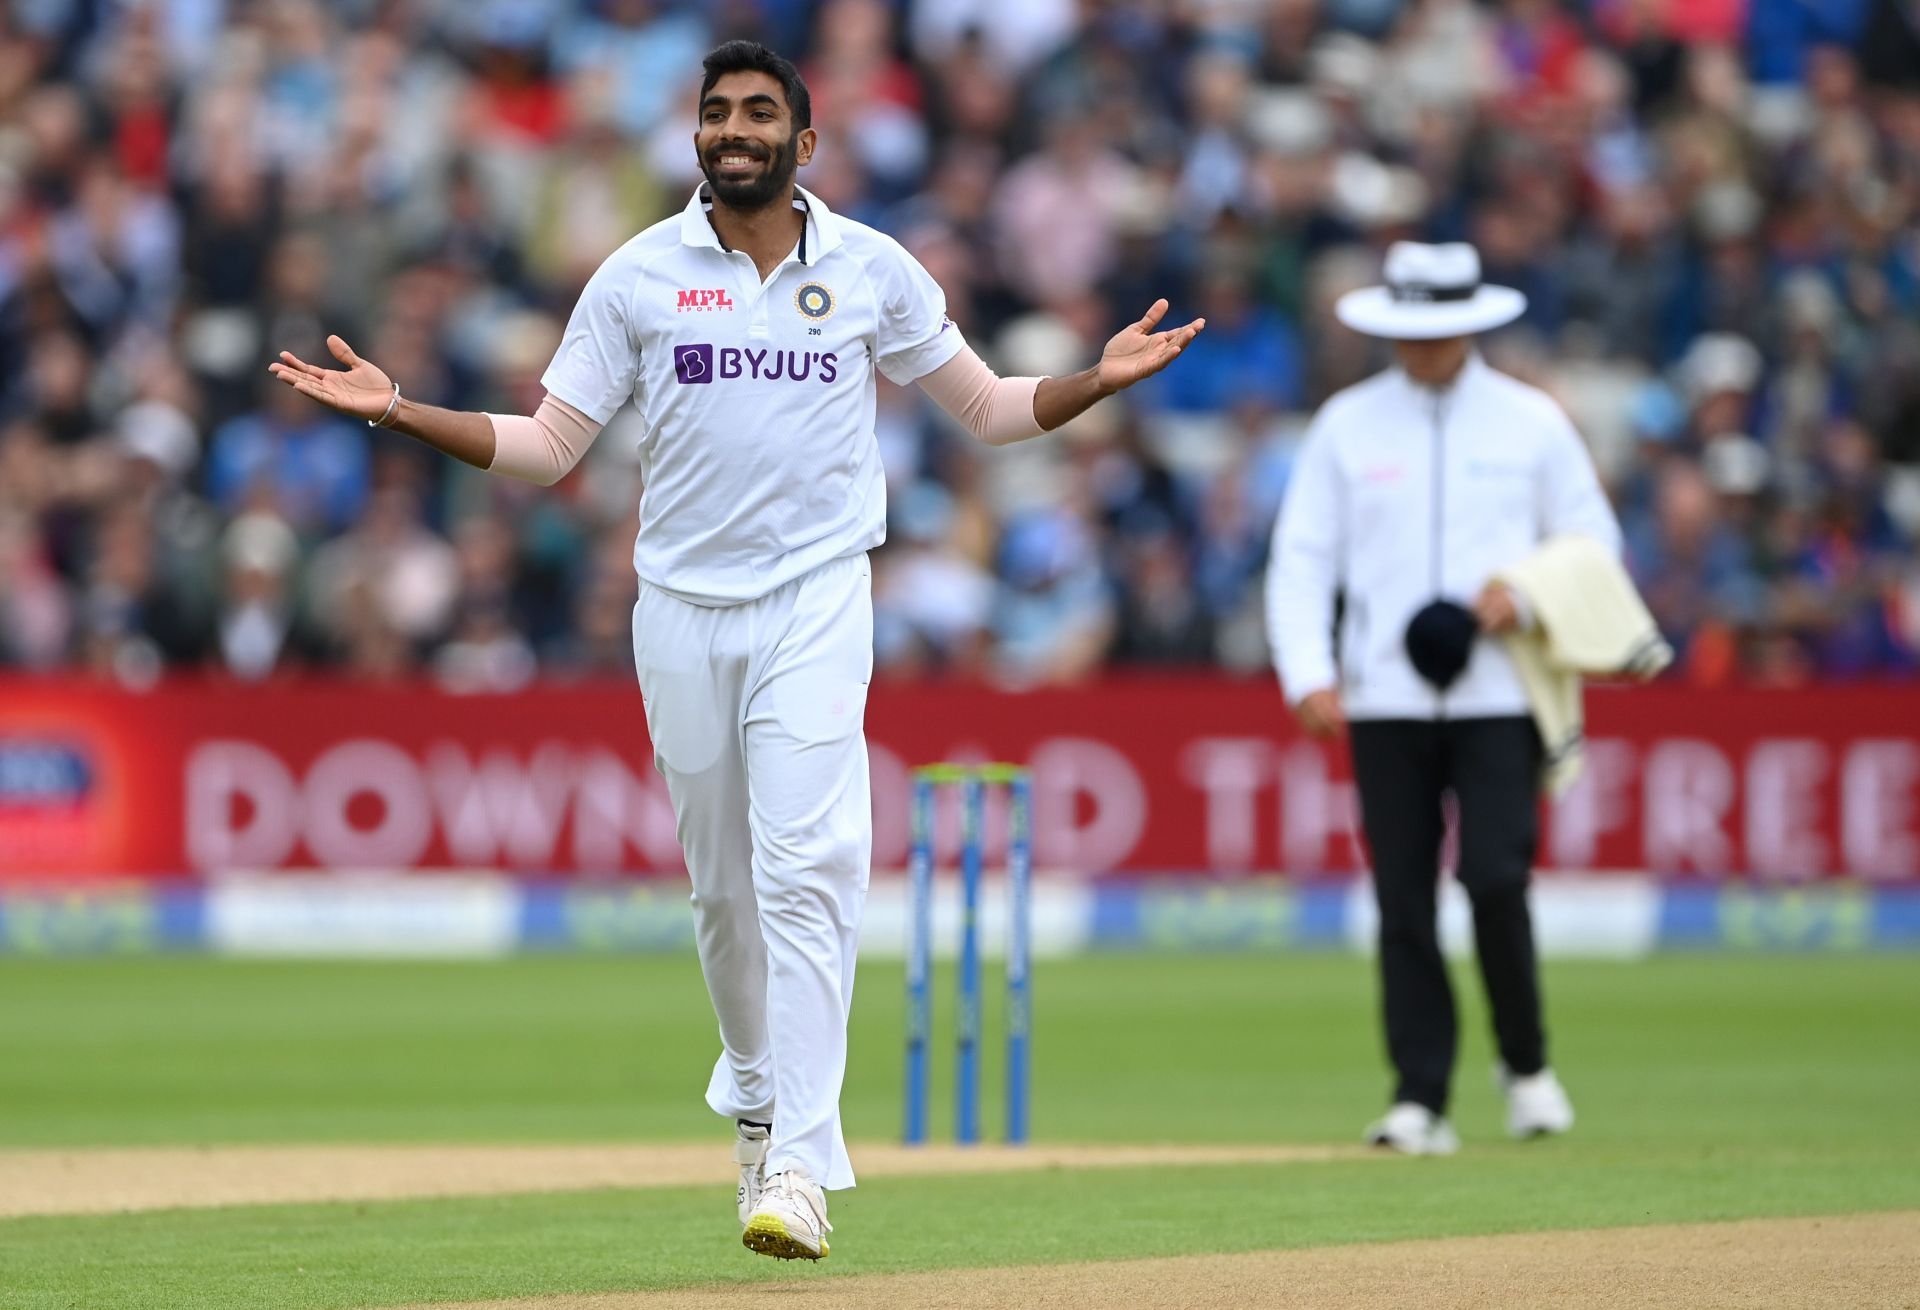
[369,382,401,429]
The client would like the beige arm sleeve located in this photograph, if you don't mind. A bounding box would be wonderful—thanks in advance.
[485,396,604,486]
[915,344,1047,446]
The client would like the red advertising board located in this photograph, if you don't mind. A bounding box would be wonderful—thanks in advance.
[1,677,1915,881]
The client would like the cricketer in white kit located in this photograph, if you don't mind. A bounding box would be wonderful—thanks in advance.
[268,40,1203,1263]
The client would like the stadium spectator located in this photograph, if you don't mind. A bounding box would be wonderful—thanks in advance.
[204,379,370,535]
[0,0,1915,686]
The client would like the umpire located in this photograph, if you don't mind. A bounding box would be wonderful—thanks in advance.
[1265,243,1622,1155]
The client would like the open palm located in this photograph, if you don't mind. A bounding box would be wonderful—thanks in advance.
[267,335,393,422]
[1096,299,1206,393]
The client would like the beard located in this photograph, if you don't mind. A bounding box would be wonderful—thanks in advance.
[699,132,800,212]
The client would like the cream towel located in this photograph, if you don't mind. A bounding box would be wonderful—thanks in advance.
[1496,536,1672,795]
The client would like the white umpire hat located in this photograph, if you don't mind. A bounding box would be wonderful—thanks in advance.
[1334,241,1528,340]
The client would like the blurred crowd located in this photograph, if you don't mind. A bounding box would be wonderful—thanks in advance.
[2,0,1918,690]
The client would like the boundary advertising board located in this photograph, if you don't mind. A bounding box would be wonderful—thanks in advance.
[1,678,1915,881]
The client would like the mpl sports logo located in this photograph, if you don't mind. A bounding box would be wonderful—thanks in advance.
[676,289,735,312]
[674,344,840,385]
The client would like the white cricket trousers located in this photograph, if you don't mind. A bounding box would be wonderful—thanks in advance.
[632,552,872,1191]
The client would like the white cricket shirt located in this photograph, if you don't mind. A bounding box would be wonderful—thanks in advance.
[541,184,965,606]
[1264,353,1623,720]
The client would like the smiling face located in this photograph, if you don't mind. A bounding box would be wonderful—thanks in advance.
[695,70,815,212]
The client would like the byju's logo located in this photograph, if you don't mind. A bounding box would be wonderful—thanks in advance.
[672,344,840,385]
[674,344,714,384]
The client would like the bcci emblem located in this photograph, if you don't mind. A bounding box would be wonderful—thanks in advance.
[794,282,835,321]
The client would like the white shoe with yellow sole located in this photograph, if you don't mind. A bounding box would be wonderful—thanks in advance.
[742,1170,831,1261]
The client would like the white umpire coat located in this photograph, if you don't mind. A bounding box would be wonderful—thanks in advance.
[1265,352,1622,721]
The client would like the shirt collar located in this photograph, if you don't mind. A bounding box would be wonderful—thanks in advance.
[678,183,844,265]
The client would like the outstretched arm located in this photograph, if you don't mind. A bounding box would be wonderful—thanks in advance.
[914,347,1045,446]
[269,335,496,469]
[268,334,603,484]
[1033,298,1204,431]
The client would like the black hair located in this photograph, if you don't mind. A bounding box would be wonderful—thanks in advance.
[699,40,811,130]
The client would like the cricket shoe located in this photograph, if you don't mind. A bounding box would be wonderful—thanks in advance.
[734,1120,771,1227]
[742,1169,831,1261]
[1365,1102,1460,1156]
[1498,1066,1575,1139]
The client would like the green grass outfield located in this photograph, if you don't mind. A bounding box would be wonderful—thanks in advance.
[3,953,1917,1308]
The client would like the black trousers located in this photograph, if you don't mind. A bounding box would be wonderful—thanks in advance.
[1349,716,1546,1115]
